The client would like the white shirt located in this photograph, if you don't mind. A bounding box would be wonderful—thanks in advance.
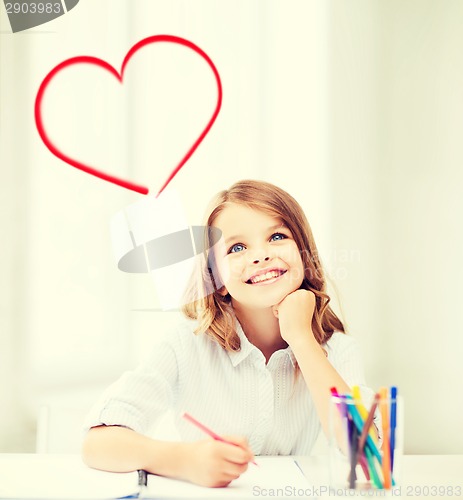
[84,317,374,455]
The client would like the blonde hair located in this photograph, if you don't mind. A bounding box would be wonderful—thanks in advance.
[182,179,344,350]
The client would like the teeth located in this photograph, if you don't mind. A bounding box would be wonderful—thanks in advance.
[250,270,281,284]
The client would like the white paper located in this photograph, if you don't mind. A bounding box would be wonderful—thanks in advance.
[142,456,311,499]
[0,455,311,500]
[0,454,138,500]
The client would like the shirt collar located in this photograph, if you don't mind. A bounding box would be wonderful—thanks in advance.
[285,348,297,368]
[227,319,297,368]
[227,321,256,367]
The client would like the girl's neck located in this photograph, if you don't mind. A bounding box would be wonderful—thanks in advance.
[231,300,288,362]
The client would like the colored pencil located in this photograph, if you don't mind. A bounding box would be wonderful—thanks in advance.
[344,395,382,464]
[348,421,358,489]
[390,386,398,473]
[182,412,258,466]
[379,387,392,488]
[352,385,378,444]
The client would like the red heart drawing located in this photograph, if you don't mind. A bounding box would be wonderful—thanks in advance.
[34,35,223,196]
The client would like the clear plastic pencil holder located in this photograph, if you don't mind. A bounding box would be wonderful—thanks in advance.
[328,392,403,492]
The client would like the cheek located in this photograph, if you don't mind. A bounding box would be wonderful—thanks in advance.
[280,243,303,266]
[216,255,244,284]
[283,246,305,283]
[295,252,305,273]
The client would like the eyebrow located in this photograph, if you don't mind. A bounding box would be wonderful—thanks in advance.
[224,223,288,245]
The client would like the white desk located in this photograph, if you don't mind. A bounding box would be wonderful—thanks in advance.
[297,455,463,499]
[0,454,461,499]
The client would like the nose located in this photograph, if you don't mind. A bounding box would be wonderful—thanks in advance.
[252,255,270,265]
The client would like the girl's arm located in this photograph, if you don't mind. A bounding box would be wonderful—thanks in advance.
[273,290,351,439]
[82,425,254,488]
[289,331,351,438]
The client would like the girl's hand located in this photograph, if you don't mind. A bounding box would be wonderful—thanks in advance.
[272,289,317,347]
[178,436,254,488]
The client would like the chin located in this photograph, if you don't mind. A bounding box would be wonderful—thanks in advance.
[255,291,292,309]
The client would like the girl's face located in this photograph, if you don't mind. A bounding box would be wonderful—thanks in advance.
[212,203,305,310]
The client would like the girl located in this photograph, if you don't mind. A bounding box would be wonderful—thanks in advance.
[82,179,374,488]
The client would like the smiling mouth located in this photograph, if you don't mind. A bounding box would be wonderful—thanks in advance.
[246,269,287,285]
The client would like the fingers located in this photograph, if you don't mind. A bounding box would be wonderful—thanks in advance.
[217,437,254,468]
[197,443,250,488]
[271,291,297,318]
[221,460,249,479]
[204,460,248,488]
[185,437,254,488]
[216,451,249,486]
[272,304,279,318]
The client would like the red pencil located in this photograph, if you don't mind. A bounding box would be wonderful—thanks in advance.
[182,412,258,466]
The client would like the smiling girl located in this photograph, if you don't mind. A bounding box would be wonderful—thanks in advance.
[82,180,375,488]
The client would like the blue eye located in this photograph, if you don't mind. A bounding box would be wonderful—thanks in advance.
[270,233,287,241]
[228,243,246,254]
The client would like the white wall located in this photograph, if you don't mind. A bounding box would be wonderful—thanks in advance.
[1,0,462,454]
[327,1,463,453]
